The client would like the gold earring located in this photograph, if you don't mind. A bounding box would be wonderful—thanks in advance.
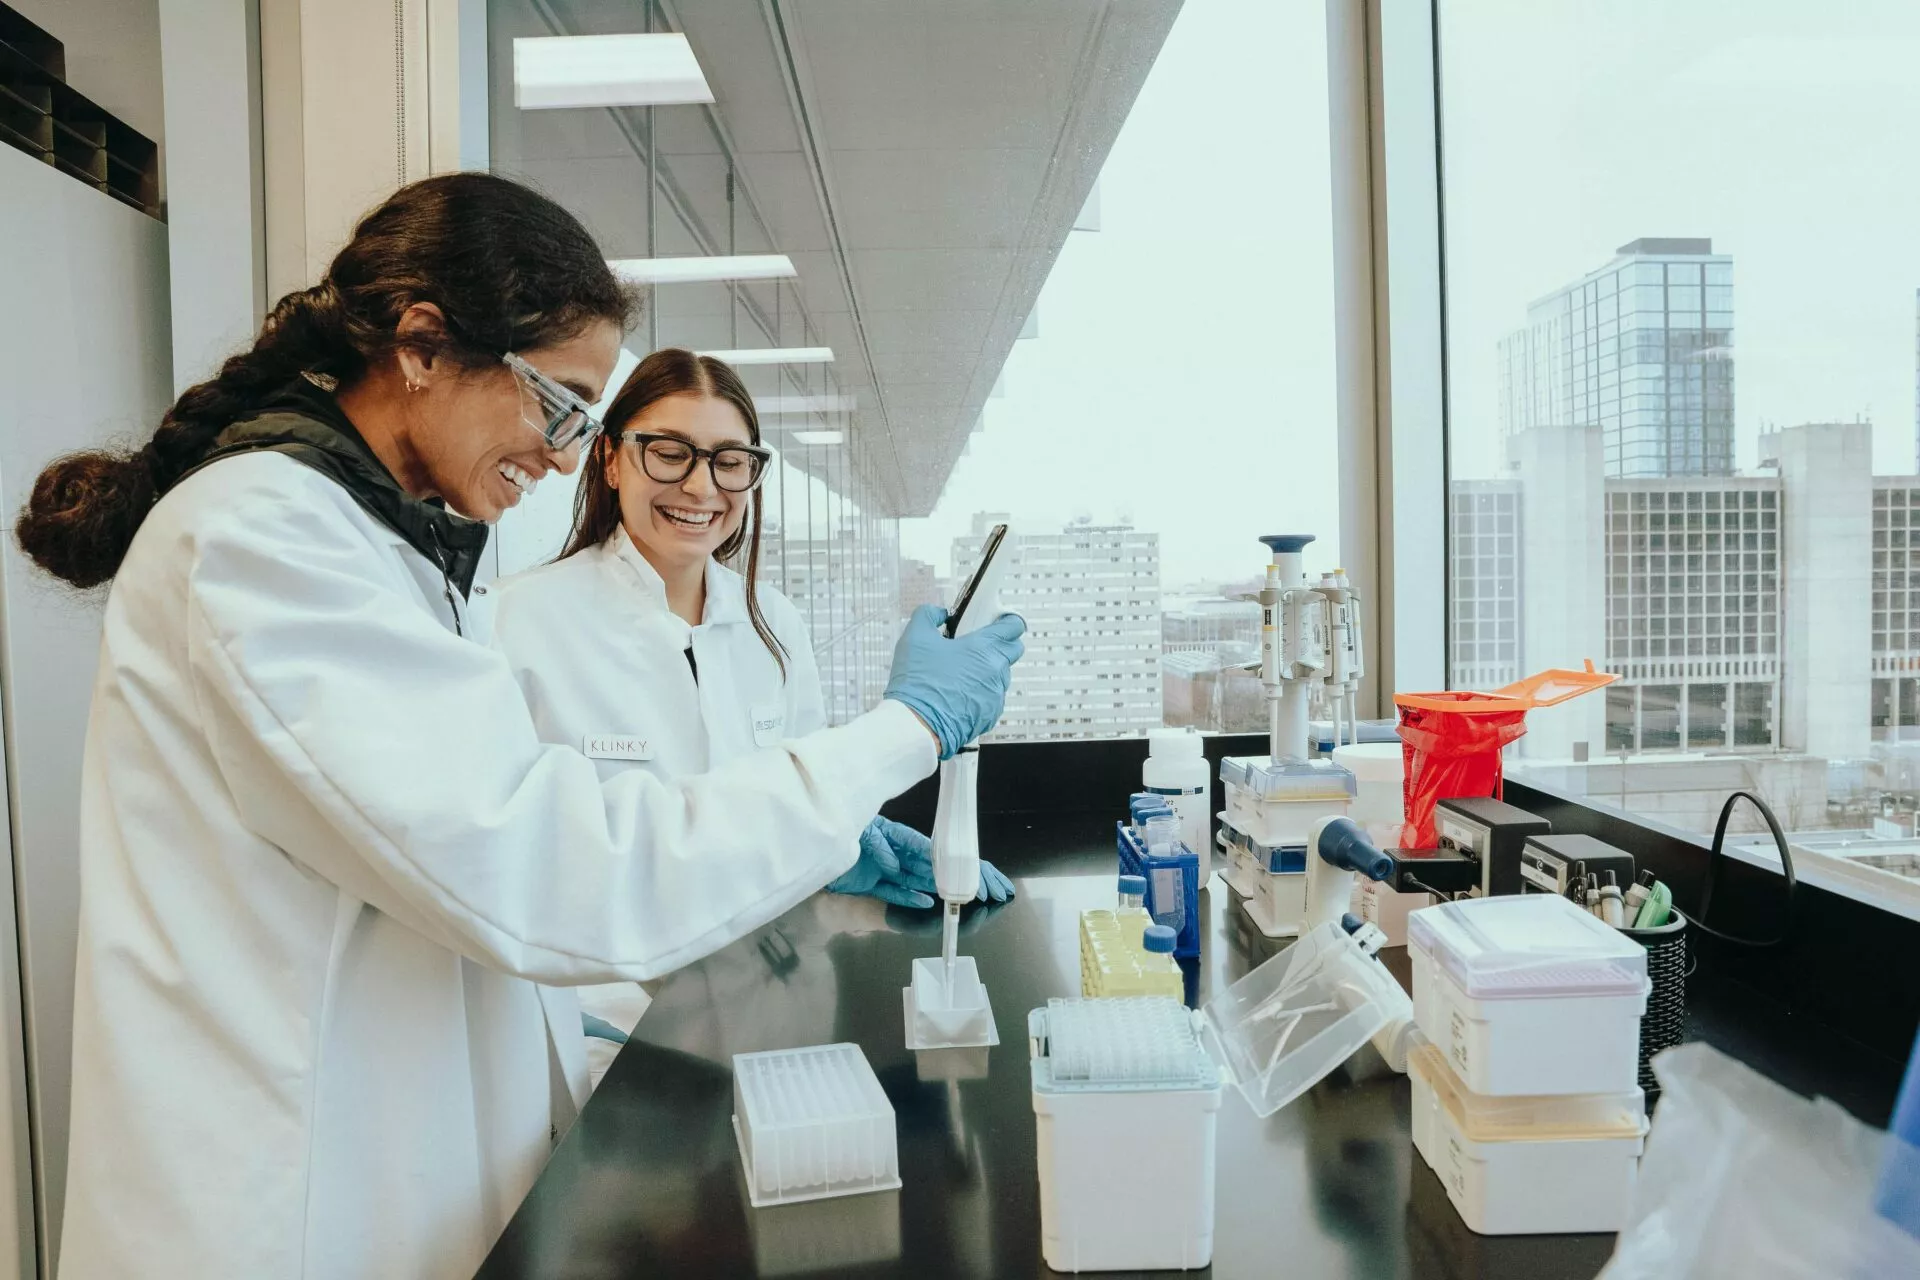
[405,378,422,394]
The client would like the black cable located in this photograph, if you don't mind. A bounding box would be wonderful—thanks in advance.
[1402,874,1453,901]
[1690,789,1797,948]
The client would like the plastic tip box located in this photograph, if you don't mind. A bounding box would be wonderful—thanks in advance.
[1407,894,1651,1096]
[732,1043,901,1207]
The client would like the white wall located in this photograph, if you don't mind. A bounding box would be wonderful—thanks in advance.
[0,145,174,1276]
[9,0,166,192]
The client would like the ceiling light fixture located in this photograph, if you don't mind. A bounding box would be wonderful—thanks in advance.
[791,431,845,446]
[697,347,835,365]
[514,33,714,110]
[608,255,797,285]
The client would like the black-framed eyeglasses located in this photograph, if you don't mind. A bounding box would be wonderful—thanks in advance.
[620,431,772,493]
[504,351,603,451]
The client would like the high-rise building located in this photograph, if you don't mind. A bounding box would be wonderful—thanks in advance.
[1499,238,1734,478]
[764,522,901,725]
[1601,476,1783,754]
[953,514,1163,741]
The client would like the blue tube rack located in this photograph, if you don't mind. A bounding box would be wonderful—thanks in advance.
[1116,822,1201,959]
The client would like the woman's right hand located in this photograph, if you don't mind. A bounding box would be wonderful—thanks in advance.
[882,605,1026,758]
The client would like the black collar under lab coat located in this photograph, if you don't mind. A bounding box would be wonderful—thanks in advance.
[181,381,492,598]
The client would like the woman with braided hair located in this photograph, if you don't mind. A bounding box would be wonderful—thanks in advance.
[19,173,1022,1279]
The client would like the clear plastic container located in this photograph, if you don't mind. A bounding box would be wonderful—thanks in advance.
[732,1043,901,1207]
[1199,920,1407,1117]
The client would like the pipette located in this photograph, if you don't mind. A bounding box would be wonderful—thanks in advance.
[906,522,1012,1051]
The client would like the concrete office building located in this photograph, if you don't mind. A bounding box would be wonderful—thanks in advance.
[1499,238,1735,478]
[1459,421,1893,831]
[954,514,1163,741]
[899,557,942,616]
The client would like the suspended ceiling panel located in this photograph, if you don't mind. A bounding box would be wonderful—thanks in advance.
[491,0,1178,515]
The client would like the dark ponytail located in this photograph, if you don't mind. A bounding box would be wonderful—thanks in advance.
[16,172,637,588]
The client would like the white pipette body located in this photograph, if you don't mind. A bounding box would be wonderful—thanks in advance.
[930,525,1014,984]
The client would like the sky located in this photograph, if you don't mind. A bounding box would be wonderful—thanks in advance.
[1439,0,1920,480]
[897,0,1920,588]
[896,0,1343,590]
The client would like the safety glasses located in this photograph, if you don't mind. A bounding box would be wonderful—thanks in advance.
[503,351,603,451]
[620,431,773,493]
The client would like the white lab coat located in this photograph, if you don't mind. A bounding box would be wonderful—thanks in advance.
[58,453,935,1280]
[488,532,830,1079]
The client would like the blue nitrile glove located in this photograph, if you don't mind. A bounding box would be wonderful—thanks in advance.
[875,816,1016,905]
[883,605,1027,759]
[828,818,936,909]
[582,1013,629,1046]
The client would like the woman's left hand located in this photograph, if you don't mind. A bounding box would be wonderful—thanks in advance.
[857,817,1016,906]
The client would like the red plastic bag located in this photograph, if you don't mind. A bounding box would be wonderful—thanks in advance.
[1393,665,1617,848]
[1395,696,1530,847]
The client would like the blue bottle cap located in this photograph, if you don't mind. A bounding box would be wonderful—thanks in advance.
[1118,874,1148,896]
[1142,925,1176,954]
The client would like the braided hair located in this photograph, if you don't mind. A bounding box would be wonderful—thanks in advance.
[18,172,637,587]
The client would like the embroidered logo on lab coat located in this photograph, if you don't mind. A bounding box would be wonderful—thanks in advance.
[751,703,786,747]
[584,734,653,761]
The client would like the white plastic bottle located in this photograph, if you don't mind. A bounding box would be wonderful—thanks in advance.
[1144,727,1210,861]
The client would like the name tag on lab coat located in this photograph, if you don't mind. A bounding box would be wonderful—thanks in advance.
[584,733,653,761]
[751,704,786,748]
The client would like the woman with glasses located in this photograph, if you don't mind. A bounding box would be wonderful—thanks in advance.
[488,349,1016,1081]
[17,174,1023,1280]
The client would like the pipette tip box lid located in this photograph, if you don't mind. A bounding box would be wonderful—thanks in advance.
[732,1042,901,1208]
[1407,892,1649,1001]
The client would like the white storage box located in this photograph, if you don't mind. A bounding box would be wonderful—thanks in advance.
[732,1043,901,1207]
[1033,925,1411,1271]
[1408,894,1649,1096]
[1409,1043,1646,1235]
[1218,756,1353,848]
[1031,999,1222,1272]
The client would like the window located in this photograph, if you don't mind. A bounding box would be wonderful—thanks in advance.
[1440,1,1918,839]
[486,0,1338,741]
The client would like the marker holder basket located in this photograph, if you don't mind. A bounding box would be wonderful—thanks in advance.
[1620,907,1688,1099]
